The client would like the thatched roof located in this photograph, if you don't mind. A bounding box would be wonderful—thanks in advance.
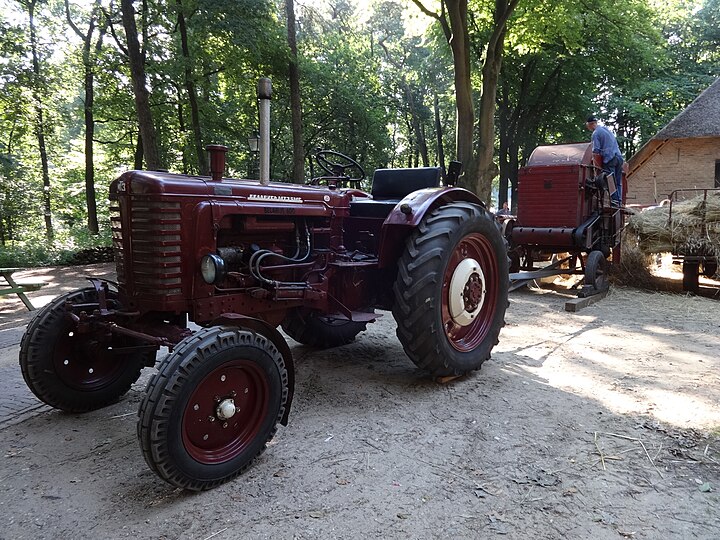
[628,77,720,177]
[653,77,720,139]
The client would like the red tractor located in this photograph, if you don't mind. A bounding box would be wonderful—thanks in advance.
[19,83,508,490]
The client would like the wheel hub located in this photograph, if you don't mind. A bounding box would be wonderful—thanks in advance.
[463,274,483,312]
[448,258,486,327]
[216,398,237,420]
[182,360,269,464]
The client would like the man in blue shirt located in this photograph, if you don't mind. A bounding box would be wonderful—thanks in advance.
[586,115,624,206]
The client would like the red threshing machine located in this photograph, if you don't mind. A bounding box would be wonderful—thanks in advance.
[505,142,627,296]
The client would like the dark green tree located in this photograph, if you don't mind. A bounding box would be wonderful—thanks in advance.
[64,0,107,234]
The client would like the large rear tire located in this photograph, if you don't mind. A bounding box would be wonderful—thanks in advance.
[19,287,153,412]
[392,202,509,377]
[282,311,367,348]
[138,327,288,491]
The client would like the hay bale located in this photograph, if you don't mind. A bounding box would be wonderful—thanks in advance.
[626,192,720,257]
[626,206,673,253]
[704,192,720,221]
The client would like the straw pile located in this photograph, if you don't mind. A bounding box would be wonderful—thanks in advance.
[614,228,658,288]
[626,192,720,257]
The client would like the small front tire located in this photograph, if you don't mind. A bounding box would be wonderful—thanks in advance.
[137,326,288,491]
[19,287,152,412]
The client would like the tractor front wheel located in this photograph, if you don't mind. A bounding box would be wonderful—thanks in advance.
[392,202,509,377]
[19,287,153,412]
[137,327,288,490]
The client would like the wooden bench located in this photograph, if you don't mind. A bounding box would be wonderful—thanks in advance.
[0,268,48,311]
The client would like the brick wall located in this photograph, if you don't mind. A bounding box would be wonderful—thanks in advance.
[628,137,720,205]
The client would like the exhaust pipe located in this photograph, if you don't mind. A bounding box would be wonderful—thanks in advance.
[206,144,228,181]
[257,78,272,185]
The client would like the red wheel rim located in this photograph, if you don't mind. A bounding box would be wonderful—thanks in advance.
[441,233,499,352]
[182,360,269,464]
[53,325,129,391]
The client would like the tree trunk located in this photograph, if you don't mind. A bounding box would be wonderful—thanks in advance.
[286,0,305,183]
[420,124,429,167]
[66,0,106,234]
[120,0,161,170]
[444,0,475,187]
[175,85,189,174]
[474,53,501,204]
[434,94,446,177]
[497,121,518,212]
[27,0,53,240]
[83,54,99,234]
[473,0,520,204]
[498,55,565,211]
[134,132,144,170]
[407,131,414,168]
[498,131,510,209]
[509,140,519,211]
[404,83,428,167]
[176,0,207,175]
[410,0,473,182]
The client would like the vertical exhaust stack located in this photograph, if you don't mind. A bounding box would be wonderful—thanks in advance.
[257,78,272,186]
[206,144,228,181]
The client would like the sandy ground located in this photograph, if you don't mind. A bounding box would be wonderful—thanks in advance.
[0,264,719,539]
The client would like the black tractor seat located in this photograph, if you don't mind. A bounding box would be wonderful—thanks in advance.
[350,167,442,218]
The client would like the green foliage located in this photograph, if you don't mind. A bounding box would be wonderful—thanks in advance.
[0,223,112,267]
[367,1,450,169]
[602,0,720,156]
[1,0,718,264]
[298,26,391,172]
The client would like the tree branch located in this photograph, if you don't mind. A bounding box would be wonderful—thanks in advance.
[411,0,451,42]
[64,0,84,39]
[103,3,129,57]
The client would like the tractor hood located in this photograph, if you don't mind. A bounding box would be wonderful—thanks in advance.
[110,170,358,208]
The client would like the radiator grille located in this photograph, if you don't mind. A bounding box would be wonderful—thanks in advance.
[111,199,183,296]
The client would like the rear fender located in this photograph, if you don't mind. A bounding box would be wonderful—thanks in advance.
[377,187,486,268]
[210,314,294,426]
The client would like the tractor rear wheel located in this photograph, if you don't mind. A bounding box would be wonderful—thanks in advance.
[392,202,509,377]
[19,287,153,412]
[282,311,367,348]
[584,250,609,293]
[138,326,288,490]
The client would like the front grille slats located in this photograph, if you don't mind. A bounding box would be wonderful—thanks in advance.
[112,198,184,297]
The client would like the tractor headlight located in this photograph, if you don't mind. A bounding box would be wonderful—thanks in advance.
[200,254,226,284]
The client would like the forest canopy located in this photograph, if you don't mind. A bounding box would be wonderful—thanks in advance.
[0,0,718,266]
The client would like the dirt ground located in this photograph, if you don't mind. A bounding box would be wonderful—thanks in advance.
[1,264,719,539]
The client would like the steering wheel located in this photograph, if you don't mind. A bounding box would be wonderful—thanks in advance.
[315,150,366,183]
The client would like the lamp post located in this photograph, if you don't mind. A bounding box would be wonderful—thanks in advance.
[247,131,259,179]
